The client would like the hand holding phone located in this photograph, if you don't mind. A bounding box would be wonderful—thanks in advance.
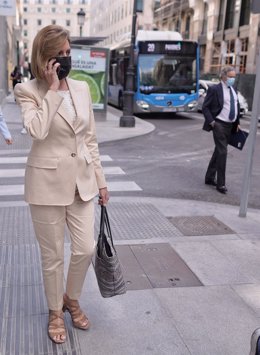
[44,58,60,91]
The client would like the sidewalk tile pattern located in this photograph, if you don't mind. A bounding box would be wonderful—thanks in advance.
[0,206,81,355]
[94,202,182,240]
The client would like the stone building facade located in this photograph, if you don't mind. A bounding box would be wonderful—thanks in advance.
[20,0,90,67]
[89,0,154,46]
[154,0,260,76]
[0,0,23,99]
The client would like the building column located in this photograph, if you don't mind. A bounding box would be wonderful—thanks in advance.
[189,0,204,41]
[246,14,260,73]
[0,16,8,102]
[204,0,219,73]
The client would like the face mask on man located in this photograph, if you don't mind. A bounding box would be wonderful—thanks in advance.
[54,56,71,80]
[226,77,235,87]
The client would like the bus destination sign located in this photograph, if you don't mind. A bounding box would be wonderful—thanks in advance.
[138,41,197,56]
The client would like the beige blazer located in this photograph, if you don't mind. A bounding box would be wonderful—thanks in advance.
[14,78,107,205]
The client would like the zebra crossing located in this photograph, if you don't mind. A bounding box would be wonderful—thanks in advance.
[0,154,142,200]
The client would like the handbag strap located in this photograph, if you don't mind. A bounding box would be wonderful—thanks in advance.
[104,207,115,249]
[99,204,105,234]
[99,205,115,249]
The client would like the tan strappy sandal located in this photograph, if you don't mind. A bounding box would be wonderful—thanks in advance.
[48,310,66,344]
[62,294,90,330]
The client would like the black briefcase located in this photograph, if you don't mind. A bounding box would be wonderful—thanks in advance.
[229,129,248,150]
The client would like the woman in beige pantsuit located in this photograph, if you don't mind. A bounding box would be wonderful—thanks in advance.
[14,25,109,344]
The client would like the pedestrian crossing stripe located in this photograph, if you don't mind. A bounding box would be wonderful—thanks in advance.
[0,154,142,196]
[0,166,126,178]
[0,155,113,165]
[0,181,142,196]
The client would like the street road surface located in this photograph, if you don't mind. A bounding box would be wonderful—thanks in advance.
[100,110,260,209]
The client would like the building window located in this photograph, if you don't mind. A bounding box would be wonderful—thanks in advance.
[241,37,248,52]
[217,0,225,31]
[224,0,236,29]
[129,0,132,15]
[239,37,248,73]
[51,0,56,4]
[37,19,42,26]
[24,0,28,3]
[199,45,206,74]
[24,42,28,49]
[176,18,181,33]
[66,8,70,13]
[225,39,235,65]
[52,19,56,25]
[51,7,56,12]
[80,0,86,3]
[211,42,221,73]
[240,0,250,26]
[24,30,28,37]
[23,7,27,12]
[66,20,70,26]
[211,57,220,74]
[37,7,41,12]
[125,1,128,16]
[201,3,208,34]
[24,19,28,25]
[184,15,190,39]
[65,0,71,4]
[240,55,247,73]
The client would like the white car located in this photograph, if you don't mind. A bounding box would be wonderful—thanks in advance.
[196,79,249,117]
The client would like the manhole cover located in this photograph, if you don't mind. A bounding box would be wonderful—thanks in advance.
[168,216,235,236]
[116,243,202,290]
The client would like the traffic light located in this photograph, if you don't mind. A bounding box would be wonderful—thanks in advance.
[251,0,260,13]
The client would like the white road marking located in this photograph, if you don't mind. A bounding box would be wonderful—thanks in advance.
[0,169,25,178]
[0,185,24,196]
[107,181,142,191]
[0,181,143,195]
[103,167,125,175]
[0,166,125,178]
[0,155,113,164]
[0,157,27,164]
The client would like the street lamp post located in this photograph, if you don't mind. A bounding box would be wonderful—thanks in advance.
[119,0,138,127]
[77,8,86,37]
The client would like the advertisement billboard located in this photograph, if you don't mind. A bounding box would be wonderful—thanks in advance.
[70,47,109,111]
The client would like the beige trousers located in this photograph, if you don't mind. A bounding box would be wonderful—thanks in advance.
[30,193,95,311]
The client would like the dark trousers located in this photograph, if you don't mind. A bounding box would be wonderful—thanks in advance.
[205,120,233,187]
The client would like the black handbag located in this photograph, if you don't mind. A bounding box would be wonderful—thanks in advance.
[229,129,248,150]
[94,205,126,298]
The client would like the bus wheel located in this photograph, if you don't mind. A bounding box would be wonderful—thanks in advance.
[118,93,123,109]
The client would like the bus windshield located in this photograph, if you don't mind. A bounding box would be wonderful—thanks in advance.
[138,54,197,94]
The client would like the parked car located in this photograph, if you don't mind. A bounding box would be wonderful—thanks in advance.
[196,79,249,117]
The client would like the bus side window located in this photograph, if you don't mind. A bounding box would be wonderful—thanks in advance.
[117,59,125,87]
[111,63,117,86]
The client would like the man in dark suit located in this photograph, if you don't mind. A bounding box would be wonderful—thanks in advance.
[202,66,240,194]
[249,328,260,355]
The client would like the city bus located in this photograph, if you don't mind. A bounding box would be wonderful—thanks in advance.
[108,30,199,114]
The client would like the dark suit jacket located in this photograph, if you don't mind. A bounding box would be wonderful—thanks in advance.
[202,82,240,132]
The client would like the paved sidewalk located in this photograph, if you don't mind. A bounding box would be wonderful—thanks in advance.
[0,98,260,355]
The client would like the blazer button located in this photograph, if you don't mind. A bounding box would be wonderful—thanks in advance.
[71,153,76,157]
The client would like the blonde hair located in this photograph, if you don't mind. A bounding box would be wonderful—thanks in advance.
[31,25,70,80]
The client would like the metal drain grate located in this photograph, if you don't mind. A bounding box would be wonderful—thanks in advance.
[168,215,235,236]
[95,202,182,240]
